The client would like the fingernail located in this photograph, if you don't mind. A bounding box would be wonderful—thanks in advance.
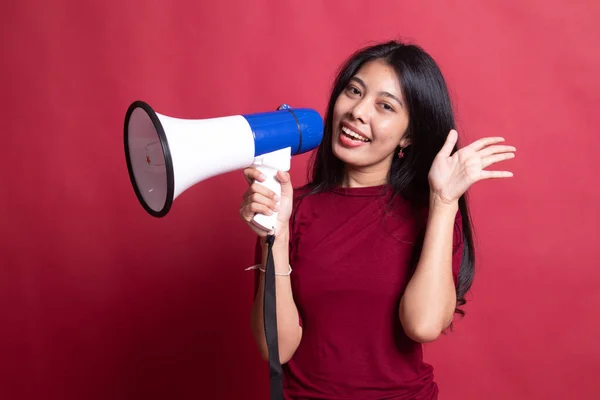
[274,195,280,201]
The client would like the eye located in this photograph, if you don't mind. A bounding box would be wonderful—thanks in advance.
[346,85,361,96]
[379,103,395,112]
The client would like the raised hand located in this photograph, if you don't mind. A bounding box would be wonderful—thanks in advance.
[239,168,294,237]
[428,130,516,205]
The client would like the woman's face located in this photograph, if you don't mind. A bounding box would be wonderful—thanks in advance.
[332,59,410,172]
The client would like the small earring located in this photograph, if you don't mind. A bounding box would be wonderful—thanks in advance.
[397,147,405,158]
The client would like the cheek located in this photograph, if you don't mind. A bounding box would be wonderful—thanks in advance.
[377,117,408,143]
[332,99,346,123]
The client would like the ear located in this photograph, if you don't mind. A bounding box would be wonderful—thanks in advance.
[399,136,411,148]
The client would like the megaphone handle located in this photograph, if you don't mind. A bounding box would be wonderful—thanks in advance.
[252,165,282,233]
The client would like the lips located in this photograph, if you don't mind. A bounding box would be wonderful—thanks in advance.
[337,122,371,149]
[340,122,370,142]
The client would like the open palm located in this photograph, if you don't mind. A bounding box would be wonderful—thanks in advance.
[428,130,516,204]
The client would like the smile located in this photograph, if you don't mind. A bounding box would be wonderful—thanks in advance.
[341,125,370,142]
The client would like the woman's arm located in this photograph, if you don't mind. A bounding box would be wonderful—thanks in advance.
[399,130,515,343]
[250,227,303,364]
[399,198,459,343]
[240,168,303,363]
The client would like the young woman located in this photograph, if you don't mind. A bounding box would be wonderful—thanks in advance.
[240,40,515,400]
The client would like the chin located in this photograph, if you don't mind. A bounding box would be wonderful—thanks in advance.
[332,143,364,167]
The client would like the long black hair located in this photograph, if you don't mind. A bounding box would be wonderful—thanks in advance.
[306,40,475,318]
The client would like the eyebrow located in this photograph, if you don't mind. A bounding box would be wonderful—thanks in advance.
[351,76,404,107]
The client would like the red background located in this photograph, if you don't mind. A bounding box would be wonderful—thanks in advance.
[1,0,599,399]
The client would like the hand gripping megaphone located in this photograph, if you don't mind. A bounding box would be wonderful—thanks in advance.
[123,100,323,232]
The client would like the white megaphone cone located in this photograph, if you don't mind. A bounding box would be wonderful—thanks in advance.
[124,100,323,232]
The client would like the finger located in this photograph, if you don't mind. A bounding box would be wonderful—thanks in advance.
[276,170,290,184]
[249,182,279,200]
[480,170,514,179]
[240,203,274,222]
[481,152,516,169]
[240,185,279,217]
[276,171,293,197]
[244,168,267,184]
[469,137,506,152]
[439,129,458,158]
[249,192,279,212]
[478,145,516,158]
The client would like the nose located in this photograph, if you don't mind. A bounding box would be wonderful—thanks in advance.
[350,97,369,124]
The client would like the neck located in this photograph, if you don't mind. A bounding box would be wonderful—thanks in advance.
[341,163,390,188]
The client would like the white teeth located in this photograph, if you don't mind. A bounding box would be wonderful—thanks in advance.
[341,126,369,142]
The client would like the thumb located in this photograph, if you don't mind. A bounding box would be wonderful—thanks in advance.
[439,129,458,158]
[277,171,292,196]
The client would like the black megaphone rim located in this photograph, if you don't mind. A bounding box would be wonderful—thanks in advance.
[123,100,174,218]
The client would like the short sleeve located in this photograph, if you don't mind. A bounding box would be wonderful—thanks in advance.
[451,211,464,287]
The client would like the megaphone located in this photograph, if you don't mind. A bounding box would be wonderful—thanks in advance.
[123,100,323,232]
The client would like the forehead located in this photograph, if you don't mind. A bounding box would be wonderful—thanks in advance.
[353,59,403,95]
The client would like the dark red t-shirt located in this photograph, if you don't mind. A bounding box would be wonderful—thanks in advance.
[254,184,463,400]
